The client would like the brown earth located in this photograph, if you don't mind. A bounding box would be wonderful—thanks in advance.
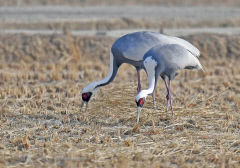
[0,33,240,167]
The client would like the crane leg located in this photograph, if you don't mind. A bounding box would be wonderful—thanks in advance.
[80,101,84,113]
[163,78,173,116]
[137,70,141,93]
[168,80,174,116]
[163,78,170,114]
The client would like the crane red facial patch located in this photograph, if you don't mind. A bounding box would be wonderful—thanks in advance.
[82,93,88,100]
[82,92,92,102]
[136,98,144,107]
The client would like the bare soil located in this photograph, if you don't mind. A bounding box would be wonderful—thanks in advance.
[0,33,240,167]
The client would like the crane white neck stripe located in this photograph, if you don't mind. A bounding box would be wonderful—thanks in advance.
[136,56,158,101]
[144,56,158,94]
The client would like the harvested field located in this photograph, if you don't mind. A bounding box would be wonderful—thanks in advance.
[0,33,240,167]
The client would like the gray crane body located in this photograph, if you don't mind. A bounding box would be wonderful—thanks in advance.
[111,31,200,71]
[143,44,203,81]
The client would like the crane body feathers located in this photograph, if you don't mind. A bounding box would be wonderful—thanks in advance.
[112,31,200,61]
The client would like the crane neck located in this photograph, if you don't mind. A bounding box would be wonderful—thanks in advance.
[136,73,156,101]
[145,56,158,94]
[136,56,158,100]
[82,51,118,94]
[95,52,118,89]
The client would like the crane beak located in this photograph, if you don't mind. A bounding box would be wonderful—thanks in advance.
[137,106,142,124]
[80,101,85,113]
[136,97,144,123]
[80,101,89,113]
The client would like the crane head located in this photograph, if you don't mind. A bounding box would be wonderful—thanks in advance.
[82,92,92,102]
[135,97,145,123]
[80,91,93,113]
[80,82,98,112]
[136,97,145,107]
[135,90,149,123]
[136,90,148,108]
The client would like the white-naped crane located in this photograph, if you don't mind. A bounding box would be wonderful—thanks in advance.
[81,31,200,112]
[136,44,203,123]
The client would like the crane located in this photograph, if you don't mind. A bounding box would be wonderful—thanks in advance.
[136,44,203,123]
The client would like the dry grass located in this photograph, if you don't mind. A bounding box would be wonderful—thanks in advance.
[0,33,240,167]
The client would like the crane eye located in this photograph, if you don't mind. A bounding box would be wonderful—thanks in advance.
[136,98,144,107]
[82,92,92,102]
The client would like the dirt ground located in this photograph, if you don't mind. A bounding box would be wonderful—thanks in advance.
[0,33,239,167]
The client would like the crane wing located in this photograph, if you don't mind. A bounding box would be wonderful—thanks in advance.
[151,32,200,58]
